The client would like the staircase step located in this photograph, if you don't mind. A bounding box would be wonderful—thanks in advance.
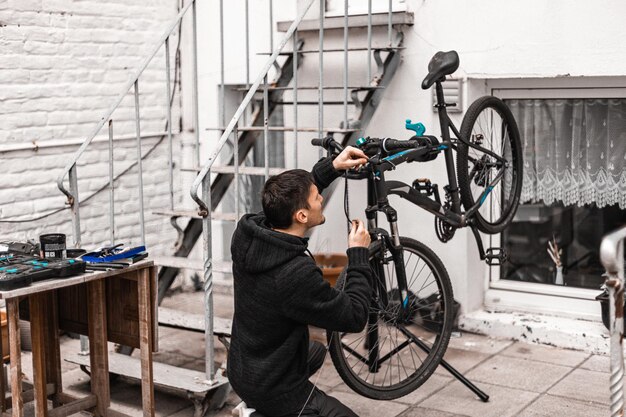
[206,126,357,133]
[259,46,405,55]
[180,165,287,176]
[152,210,238,221]
[277,11,414,32]
[65,352,229,395]
[153,256,234,295]
[153,256,232,273]
[158,307,232,336]
[234,85,383,91]
[271,100,355,105]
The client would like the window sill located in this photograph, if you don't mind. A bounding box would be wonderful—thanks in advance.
[459,308,607,355]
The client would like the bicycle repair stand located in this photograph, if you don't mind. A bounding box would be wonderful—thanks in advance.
[437,348,489,402]
[408,321,489,402]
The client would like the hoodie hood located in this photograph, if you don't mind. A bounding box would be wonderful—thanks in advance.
[231,213,309,273]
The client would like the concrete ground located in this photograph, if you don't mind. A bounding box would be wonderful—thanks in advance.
[17,289,614,416]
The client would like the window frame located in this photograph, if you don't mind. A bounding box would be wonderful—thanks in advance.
[479,77,626,320]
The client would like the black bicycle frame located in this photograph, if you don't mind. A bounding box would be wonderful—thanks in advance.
[361,80,510,312]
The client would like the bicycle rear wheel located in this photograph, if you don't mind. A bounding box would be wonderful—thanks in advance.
[328,237,454,400]
[456,96,523,234]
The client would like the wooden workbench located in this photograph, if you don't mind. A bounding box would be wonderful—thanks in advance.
[0,260,157,417]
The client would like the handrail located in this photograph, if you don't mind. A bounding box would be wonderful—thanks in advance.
[600,225,626,417]
[600,227,626,274]
[189,0,316,213]
[56,0,195,201]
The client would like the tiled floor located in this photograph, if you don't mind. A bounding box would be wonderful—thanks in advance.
[16,290,611,416]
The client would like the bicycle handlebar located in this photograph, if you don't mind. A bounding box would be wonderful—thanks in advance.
[312,136,422,155]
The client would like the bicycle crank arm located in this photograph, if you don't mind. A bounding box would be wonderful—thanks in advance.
[470,224,508,266]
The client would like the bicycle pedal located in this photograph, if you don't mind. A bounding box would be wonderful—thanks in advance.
[485,247,507,266]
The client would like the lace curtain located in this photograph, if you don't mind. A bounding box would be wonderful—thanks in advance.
[506,98,626,209]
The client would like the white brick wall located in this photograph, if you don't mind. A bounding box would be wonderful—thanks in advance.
[0,0,184,255]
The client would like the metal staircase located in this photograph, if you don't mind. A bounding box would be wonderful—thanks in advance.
[56,0,412,414]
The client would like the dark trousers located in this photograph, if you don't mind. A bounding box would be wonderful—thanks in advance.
[252,341,358,417]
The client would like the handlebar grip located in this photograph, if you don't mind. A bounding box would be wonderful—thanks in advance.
[383,138,420,151]
[311,136,344,153]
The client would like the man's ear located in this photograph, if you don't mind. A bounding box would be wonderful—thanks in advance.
[294,209,308,225]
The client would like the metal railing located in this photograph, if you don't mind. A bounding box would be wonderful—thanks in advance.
[600,226,626,417]
[56,0,198,249]
[190,0,400,380]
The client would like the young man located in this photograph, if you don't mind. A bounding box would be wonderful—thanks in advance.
[228,146,372,417]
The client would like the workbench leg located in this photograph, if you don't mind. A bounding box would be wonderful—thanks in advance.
[88,280,110,416]
[0,306,5,412]
[43,291,62,406]
[7,298,23,417]
[138,268,155,417]
[30,293,49,417]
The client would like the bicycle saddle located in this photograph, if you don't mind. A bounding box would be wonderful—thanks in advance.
[421,50,460,89]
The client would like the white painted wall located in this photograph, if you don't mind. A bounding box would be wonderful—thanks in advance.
[0,0,181,254]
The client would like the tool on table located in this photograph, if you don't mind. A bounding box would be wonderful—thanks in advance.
[82,244,148,271]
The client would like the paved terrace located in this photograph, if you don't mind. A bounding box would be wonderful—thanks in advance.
[16,291,614,416]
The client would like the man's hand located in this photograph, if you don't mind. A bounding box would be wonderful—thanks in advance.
[333,146,368,171]
[348,219,371,248]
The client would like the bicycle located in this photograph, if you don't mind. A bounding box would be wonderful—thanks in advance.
[311,50,523,400]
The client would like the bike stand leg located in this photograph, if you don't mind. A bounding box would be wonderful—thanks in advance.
[398,325,489,402]
[436,354,490,402]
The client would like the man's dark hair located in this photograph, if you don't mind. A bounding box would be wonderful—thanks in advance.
[262,169,315,229]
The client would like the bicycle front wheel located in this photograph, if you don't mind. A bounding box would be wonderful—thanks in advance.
[457,96,523,234]
[328,237,454,400]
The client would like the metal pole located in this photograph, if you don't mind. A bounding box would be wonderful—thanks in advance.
[343,0,348,130]
[293,29,298,169]
[68,164,81,249]
[192,0,200,167]
[220,0,225,129]
[269,0,274,52]
[134,80,146,246]
[202,174,215,380]
[600,227,626,417]
[70,163,89,355]
[318,0,325,158]
[108,120,115,245]
[234,123,239,220]
[165,37,174,210]
[245,0,250,88]
[263,74,270,181]
[367,0,372,83]
[388,0,393,46]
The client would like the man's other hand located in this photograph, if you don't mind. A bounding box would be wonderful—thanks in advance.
[348,219,371,248]
[333,146,368,171]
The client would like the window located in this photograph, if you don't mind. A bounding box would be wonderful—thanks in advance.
[500,97,626,290]
[501,203,625,290]
[483,83,626,318]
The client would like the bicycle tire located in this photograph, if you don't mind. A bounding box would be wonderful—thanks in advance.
[327,237,454,400]
[456,96,523,234]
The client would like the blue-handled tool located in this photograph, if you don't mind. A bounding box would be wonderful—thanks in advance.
[405,119,426,136]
